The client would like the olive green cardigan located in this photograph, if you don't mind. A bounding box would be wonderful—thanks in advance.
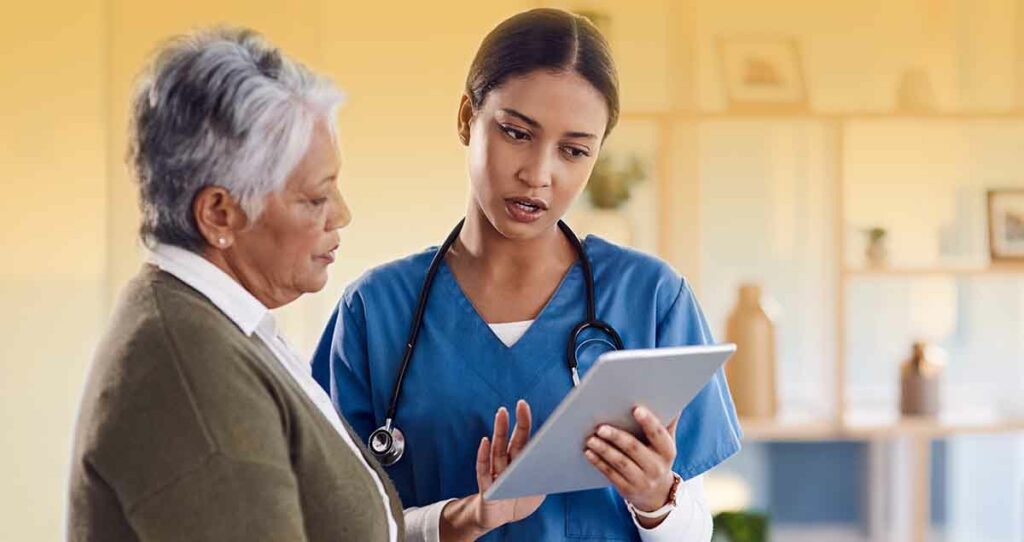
[68,266,405,541]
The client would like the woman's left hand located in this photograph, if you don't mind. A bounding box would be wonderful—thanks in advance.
[584,406,679,520]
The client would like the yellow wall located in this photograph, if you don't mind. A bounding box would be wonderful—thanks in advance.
[1,3,106,539]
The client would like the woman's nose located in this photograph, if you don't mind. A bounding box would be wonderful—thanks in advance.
[516,149,554,188]
[326,189,352,231]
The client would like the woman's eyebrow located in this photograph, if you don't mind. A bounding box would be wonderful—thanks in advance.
[500,108,540,128]
[499,108,597,140]
[564,130,598,140]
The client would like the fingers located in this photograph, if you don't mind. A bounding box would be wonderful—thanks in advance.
[508,400,532,461]
[476,436,492,491]
[601,424,665,473]
[666,417,680,440]
[584,448,633,492]
[585,432,647,485]
[491,407,510,475]
[633,406,677,461]
[586,422,680,509]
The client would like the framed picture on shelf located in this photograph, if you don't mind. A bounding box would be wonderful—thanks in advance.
[987,189,1024,261]
[718,36,807,112]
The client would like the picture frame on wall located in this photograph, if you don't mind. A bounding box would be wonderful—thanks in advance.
[718,36,808,112]
[988,189,1024,262]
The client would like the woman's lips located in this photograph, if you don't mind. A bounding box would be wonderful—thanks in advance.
[315,247,338,264]
[504,197,547,223]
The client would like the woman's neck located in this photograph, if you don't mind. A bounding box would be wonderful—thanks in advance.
[201,247,295,310]
[452,205,576,283]
[444,205,578,323]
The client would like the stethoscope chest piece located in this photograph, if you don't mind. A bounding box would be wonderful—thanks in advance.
[369,424,405,467]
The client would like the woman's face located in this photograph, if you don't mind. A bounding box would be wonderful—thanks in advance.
[232,119,351,307]
[461,69,609,240]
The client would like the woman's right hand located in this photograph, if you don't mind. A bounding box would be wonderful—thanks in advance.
[440,400,545,541]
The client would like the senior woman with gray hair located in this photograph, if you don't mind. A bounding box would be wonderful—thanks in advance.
[67,28,404,541]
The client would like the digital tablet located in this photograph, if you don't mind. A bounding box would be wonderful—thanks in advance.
[483,343,736,501]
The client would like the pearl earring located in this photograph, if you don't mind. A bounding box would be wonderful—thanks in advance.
[218,237,226,246]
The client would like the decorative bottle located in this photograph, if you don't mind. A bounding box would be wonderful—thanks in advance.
[724,284,777,419]
[900,341,942,417]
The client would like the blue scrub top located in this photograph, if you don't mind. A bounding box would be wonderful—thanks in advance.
[312,235,742,541]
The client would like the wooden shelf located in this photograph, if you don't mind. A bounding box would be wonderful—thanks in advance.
[844,416,1024,439]
[843,264,1024,278]
[740,415,1024,442]
[740,418,841,441]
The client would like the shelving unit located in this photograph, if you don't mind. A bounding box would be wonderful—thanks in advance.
[741,415,1024,442]
[621,109,1024,122]
[844,264,1024,278]
[619,107,1024,542]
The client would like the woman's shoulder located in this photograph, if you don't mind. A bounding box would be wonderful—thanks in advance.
[340,246,439,307]
[583,235,686,293]
[82,270,279,463]
[102,268,240,357]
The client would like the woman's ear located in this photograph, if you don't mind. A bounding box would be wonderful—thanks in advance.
[193,186,247,249]
[457,94,474,146]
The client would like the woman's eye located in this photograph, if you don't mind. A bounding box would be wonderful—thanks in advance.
[309,197,328,207]
[502,125,530,141]
[561,146,590,159]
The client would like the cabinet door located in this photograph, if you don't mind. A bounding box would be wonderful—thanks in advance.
[698,119,839,421]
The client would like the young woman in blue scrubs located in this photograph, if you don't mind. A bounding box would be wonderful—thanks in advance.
[313,8,741,541]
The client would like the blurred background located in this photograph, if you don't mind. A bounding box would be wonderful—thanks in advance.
[3,0,1024,540]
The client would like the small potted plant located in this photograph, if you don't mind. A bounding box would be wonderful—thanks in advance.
[574,154,647,245]
[585,154,646,210]
[862,226,888,268]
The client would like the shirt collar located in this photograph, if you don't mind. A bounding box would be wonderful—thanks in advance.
[148,243,270,337]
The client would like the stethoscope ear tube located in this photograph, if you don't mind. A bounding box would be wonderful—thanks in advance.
[384,220,465,424]
[369,221,465,466]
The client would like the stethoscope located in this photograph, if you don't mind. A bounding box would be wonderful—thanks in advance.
[367,218,625,466]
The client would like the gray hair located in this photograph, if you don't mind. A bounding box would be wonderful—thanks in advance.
[129,27,344,250]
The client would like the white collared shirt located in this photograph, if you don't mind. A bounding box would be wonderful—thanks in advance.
[148,244,401,542]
